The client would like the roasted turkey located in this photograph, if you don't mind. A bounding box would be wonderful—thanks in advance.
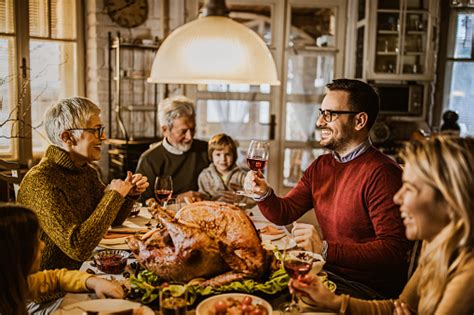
[127,201,268,286]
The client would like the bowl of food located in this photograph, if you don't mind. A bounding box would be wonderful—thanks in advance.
[196,293,272,315]
[93,249,129,274]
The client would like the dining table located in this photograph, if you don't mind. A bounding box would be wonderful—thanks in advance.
[56,204,337,315]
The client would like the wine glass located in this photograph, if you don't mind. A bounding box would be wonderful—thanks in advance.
[154,176,173,207]
[280,249,316,313]
[247,140,269,173]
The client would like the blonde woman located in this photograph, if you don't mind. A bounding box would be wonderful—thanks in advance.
[290,136,474,314]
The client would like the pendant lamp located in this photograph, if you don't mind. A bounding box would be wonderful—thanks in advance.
[148,0,280,85]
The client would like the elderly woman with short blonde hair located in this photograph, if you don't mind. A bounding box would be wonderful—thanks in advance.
[18,96,148,271]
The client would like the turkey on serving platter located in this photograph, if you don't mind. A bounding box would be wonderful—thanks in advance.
[127,201,268,286]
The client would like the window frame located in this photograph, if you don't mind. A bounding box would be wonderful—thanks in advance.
[184,0,346,194]
[0,0,85,163]
[441,7,474,136]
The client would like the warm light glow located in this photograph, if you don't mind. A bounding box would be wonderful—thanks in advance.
[148,16,280,85]
[181,38,247,76]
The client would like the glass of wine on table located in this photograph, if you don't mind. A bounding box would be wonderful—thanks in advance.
[281,249,319,313]
[154,176,173,207]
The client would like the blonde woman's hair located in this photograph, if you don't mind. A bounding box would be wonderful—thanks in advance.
[400,136,474,314]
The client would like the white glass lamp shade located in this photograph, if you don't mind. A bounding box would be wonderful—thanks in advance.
[148,16,280,85]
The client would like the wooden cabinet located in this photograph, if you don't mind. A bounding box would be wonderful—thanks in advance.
[367,0,439,80]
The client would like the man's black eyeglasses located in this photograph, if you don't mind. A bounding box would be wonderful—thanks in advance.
[68,126,105,138]
[318,108,360,123]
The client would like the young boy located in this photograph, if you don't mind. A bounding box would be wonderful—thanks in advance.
[198,134,248,203]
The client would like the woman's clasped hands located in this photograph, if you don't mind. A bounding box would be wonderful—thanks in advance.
[107,171,149,197]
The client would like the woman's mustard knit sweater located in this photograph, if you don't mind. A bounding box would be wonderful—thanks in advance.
[17,145,134,270]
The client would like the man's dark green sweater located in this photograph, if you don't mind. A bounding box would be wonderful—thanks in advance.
[136,139,209,202]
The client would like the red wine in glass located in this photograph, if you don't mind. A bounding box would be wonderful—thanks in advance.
[155,176,173,206]
[280,250,315,313]
[155,189,172,204]
[284,259,312,279]
[247,158,268,172]
[247,140,269,172]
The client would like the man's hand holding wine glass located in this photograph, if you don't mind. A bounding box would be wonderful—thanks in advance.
[244,170,269,198]
[244,140,270,198]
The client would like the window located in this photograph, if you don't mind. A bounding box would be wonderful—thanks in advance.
[443,9,474,136]
[187,0,346,193]
[0,0,83,161]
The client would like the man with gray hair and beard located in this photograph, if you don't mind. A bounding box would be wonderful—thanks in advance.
[136,95,209,203]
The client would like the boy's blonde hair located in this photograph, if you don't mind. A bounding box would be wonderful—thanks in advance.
[208,134,238,166]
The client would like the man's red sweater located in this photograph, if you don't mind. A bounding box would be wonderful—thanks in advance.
[258,147,411,297]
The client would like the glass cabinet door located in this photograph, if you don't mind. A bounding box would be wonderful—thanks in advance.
[281,0,346,191]
[374,0,401,74]
[370,0,437,80]
[401,0,430,75]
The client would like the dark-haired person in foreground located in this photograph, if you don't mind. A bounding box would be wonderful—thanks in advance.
[0,203,124,315]
[245,79,411,299]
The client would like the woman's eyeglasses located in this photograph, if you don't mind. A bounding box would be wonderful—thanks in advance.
[318,108,361,123]
[68,126,105,138]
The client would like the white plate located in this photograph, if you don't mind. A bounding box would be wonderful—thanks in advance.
[98,243,131,250]
[100,237,129,245]
[260,232,287,242]
[99,237,130,250]
[54,299,153,314]
[262,236,297,251]
[196,293,272,315]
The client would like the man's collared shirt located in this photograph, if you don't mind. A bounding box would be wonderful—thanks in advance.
[332,138,372,163]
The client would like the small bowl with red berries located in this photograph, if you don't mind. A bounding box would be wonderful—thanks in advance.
[196,293,272,315]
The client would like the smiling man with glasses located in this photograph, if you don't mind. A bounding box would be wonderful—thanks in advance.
[245,79,410,301]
